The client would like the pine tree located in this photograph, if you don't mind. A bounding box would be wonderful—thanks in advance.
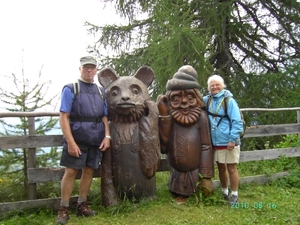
[86,0,300,150]
[0,62,60,201]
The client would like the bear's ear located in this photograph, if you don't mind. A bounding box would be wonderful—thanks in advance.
[134,66,155,87]
[98,67,119,88]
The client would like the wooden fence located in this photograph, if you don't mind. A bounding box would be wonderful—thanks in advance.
[0,108,300,215]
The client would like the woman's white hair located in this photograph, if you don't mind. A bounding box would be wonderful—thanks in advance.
[207,74,226,91]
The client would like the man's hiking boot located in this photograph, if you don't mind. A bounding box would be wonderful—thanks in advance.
[229,194,239,206]
[76,201,97,217]
[56,206,70,225]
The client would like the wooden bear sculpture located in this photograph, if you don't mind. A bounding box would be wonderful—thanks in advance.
[98,66,160,207]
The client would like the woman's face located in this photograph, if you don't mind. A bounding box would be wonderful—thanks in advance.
[209,80,223,95]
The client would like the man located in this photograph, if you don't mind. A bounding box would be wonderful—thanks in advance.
[203,74,243,205]
[156,65,214,201]
[56,56,110,224]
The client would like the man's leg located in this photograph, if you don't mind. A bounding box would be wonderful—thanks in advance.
[61,167,79,203]
[76,166,97,217]
[57,167,78,224]
[79,166,94,199]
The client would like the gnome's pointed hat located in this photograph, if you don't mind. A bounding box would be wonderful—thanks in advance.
[166,65,200,91]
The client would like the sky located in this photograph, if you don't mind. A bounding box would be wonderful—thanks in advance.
[0,0,121,110]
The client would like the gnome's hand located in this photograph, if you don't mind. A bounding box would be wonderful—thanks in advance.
[156,94,169,116]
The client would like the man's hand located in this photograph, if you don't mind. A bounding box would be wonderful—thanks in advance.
[99,137,110,151]
[68,142,81,157]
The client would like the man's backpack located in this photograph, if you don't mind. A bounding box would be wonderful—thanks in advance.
[72,80,104,99]
[206,96,246,138]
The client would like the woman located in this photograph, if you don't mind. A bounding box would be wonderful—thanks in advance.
[203,75,243,205]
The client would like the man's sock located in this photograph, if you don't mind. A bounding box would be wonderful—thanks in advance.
[77,197,87,204]
[60,200,69,208]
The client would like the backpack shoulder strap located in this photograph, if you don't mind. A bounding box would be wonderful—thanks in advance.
[73,81,80,97]
[223,96,231,116]
[98,85,104,99]
[71,80,104,99]
[206,96,229,126]
[206,95,211,110]
[206,95,215,115]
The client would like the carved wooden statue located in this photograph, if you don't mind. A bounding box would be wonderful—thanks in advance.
[98,66,160,207]
[156,65,214,200]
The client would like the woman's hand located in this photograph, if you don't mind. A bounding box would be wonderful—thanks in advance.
[227,141,235,150]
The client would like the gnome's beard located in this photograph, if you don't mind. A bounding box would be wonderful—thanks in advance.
[170,106,201,126]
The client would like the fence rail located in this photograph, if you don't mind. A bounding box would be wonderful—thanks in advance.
[0,107,300,215]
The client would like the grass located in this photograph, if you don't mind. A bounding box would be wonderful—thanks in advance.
[1,167,300,225]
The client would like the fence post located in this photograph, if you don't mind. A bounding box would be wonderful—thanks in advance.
[28,116,37,200]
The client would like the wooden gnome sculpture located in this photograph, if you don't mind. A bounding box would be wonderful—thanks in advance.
[98,66,160,207]
[156,65,214,201]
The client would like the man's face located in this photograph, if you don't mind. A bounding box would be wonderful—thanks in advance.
[79,64,97,82]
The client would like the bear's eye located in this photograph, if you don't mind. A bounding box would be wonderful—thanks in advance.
[110,87,119,97]
[130,84,141,95]
[132,88,138,95]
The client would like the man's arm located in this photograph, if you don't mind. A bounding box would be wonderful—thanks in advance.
[100,116,110,151]
[60,112,81,157]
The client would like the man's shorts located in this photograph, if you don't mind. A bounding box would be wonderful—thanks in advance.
[60,143,102,169]
[214,145,240,164]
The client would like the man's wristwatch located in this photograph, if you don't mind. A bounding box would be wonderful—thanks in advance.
[105,135,111,140]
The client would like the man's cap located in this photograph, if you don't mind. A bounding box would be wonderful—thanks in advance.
[166,65,200,91]
[80,56,97,66]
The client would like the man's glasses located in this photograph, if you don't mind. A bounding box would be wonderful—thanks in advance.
[82,65,97,70]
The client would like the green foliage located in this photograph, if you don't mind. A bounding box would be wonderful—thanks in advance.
[242,133,300,151]
[269,168,300,188]
[0,208,56,225]
[36,182,61,199]
[273,134,300,148]
[1,172,300,224]
[264,134,300,188]
[105,196,138,215]
[191,190,226,207]
[238,156,299,177]
[0,173,27,202]
[88,0,300,97]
